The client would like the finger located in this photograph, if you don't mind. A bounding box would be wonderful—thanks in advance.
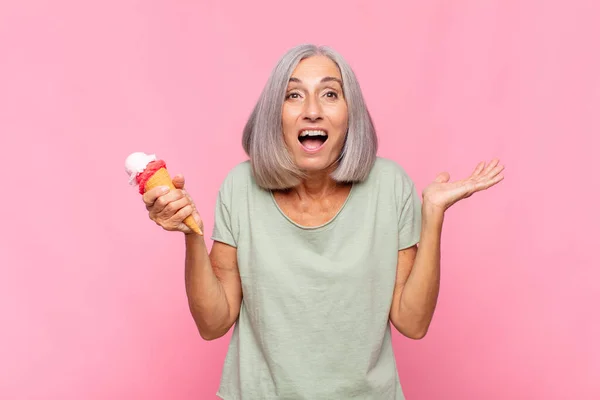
[143,186,170,208]
[155,193,189,219]
[172,174,185,189]
[181,189,198,211]
[191,208,202,225]
[434,172,450,183]
[470,161,486,178]
[176,222,190,233]
[480,164,505,182]
[481,159,500,176]
[475,173,504,191]
[150,189,186,214]
[171,204,194,228]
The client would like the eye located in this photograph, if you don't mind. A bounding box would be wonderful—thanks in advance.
[325,91,338,99]
[286,91,302,100]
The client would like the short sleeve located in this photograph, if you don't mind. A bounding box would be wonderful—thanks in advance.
[397,177,422,250]
[211,181,238,248]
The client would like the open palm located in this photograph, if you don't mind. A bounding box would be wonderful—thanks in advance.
[423,159,505,212]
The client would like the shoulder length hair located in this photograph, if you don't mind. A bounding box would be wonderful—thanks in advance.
[242,44,377,190]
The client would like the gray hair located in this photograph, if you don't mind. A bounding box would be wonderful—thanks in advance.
[242,44,378,190]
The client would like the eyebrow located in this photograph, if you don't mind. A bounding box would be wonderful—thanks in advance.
[288,76,343,86]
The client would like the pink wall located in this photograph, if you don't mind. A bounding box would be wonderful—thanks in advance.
[1,1,598,399]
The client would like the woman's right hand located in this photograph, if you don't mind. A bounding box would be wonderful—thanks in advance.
[142,174,204,235]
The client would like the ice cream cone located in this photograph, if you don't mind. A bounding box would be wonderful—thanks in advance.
[144,167,203,235]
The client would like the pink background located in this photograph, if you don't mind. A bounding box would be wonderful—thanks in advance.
[1,1,598,399]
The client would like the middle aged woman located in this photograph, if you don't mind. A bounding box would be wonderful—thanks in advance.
[143,44,505,399]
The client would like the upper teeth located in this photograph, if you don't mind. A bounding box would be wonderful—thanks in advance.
[300,130,327,137]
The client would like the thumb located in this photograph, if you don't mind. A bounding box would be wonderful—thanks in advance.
[434,172,450,183]
[172,173,185,189]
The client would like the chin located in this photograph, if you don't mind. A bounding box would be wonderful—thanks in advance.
[293,153,339,173]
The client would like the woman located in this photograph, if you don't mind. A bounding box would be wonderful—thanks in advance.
[143,44,504,399]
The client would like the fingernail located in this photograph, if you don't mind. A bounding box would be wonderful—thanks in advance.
[160,186,169,193]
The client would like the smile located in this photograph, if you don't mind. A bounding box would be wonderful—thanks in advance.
[298,129,328,152]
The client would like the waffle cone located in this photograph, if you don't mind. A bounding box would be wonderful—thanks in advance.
[144,167,203,235]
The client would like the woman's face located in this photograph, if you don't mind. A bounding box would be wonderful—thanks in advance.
[282,55,348,175]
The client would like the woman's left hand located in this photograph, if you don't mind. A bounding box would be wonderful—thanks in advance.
[422,159,505,213]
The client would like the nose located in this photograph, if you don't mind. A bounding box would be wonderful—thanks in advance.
[302,96,323,122]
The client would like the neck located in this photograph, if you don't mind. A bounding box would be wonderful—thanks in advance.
[294,171,340,200]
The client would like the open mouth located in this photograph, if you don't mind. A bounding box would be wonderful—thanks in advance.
[298,129,328,150]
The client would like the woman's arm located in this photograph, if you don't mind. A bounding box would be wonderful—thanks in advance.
[389,205,443,339]
[142,173,242,342]
[184,234,242,341]
[389,159,504,339]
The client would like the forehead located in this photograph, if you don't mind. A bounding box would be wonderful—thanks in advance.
[290,55,342,81]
